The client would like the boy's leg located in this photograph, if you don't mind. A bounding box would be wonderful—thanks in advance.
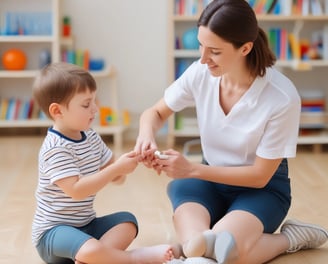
[36,225,92,264]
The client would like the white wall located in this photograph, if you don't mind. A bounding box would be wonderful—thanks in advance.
[61,0,170,141]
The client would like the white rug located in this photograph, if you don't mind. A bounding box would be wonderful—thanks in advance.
[168,257,217,264]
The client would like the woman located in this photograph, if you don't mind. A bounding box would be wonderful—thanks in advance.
[135,1,328,263]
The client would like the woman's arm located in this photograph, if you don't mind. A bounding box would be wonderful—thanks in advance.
[155,149,282,188]
[135,98,174,166]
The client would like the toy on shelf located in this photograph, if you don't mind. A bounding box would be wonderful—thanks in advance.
[182,27,199,49]
[2,48,27,70]
[122,109,130,126]
[99,107,117,126]
[62,16,71,37]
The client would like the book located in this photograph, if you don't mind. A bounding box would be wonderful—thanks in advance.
[310,0,323,15]
[288,33,301,60]
[247,0,258,8]
[13,98,21,120]
[6,98,16,120]
[280,0,293,15]
[302,0,310,15]
[0,98,9,120]
[323,25,328,60]
[254,0,267,14]
[266,0,278,14]
[280,28,288,60]
[292,0,303,15]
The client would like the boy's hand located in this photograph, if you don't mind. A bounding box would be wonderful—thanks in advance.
[114,150,139,175]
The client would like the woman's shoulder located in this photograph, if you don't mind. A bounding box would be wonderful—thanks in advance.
[266,67,294,87]
[265,67,301,103]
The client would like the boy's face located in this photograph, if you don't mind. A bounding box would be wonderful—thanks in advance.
[59,89,98,134]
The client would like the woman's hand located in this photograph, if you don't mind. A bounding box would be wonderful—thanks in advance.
[153,149,193,178]
[134,134,158,168]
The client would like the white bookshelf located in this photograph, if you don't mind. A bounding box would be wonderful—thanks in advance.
[0,0,127,151]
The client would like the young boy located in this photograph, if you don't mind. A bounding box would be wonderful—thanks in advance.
[31,62,176,264]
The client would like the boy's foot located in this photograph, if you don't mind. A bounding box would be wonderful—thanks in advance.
[131,244,178,264]
[280,219,328,253]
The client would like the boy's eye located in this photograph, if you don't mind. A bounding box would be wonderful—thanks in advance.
[82,104,90,108]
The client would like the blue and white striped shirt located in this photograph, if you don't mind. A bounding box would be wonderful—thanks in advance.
[32,128,112,246]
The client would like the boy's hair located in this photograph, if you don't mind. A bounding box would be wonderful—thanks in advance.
[33,62,97,119]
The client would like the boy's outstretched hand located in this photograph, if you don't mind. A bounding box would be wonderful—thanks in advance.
[114,150,139,176]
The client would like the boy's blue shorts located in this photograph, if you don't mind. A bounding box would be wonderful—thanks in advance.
[167,159,291,233]
[36,211,138,264]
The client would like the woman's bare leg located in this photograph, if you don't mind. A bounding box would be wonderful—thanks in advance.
[172,202,212,258]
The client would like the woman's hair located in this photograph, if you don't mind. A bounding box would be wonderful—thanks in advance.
[198,0,276,77]
[33,62,97,119]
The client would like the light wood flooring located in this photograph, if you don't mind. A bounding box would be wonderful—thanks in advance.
[0,135,327,264]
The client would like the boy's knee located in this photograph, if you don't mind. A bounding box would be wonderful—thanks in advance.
[75,238,103,262]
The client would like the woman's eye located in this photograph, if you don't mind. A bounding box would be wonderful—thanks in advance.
[211,51,221,55]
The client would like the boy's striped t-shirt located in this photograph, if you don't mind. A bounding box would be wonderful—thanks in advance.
[32,128,112,246]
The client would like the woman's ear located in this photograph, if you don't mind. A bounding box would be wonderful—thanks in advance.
[241,42,253,56]
[49,103,62,120]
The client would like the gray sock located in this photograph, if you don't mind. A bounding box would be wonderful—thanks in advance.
[214,231,238,264]
[203,230,216,259]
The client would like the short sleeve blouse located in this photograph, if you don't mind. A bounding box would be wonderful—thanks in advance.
[164,60,301,166]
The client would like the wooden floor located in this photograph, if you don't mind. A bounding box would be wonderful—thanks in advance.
[0,135,327,264]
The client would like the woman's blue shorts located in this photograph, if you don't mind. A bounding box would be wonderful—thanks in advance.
[167,159,291,233]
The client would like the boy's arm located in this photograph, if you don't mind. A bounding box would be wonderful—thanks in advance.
[55,151,137,200]
[101,155,126,185]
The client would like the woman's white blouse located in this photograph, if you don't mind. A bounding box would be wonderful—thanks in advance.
[164,60,301,166]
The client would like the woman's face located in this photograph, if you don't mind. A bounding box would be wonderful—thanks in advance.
[198,26,246,77]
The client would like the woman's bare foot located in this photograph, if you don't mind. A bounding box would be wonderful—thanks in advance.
[131,244,178,264]
[183,230,216,259]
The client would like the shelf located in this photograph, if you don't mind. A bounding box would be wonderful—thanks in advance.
[0,118,127,151]
[171,128,200,137]
[300,111,328,126]
[0,119,51,127]
[173,52,328,69]
[276,60,328,70]
[174,49,200,58]
[173,15,199,21]
[298,133,328,144]
[170,128,328,146]
[0,66,114,78]
[94,125,127,134]
[0,35,55,43]
[173,14,328,22]
[257,15,328,22]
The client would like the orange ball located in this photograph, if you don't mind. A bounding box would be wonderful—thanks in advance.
[2,49,27,70]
